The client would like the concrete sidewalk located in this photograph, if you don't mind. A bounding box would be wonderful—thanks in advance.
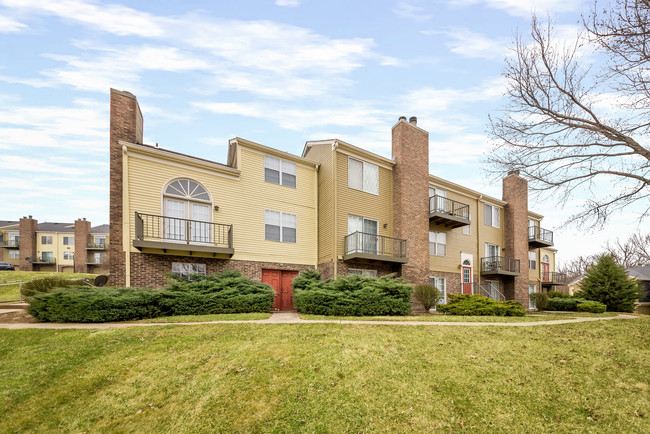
[0,311,639,330]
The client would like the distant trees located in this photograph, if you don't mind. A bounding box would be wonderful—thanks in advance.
[576,255,641,312]
[489,0,650,228]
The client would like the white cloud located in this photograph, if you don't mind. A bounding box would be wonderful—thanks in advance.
[275,0,301,7]
[0,15,27,32]
[423,28,509,60]
[393,1,432,22]
[448,0,585,18]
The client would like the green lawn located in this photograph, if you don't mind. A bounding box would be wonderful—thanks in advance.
[0,271,97,302]
[299,311,620,322]
[134,313,271,323]
[1,317,647,432]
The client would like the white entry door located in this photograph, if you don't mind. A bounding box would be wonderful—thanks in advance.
[165,198,186,241]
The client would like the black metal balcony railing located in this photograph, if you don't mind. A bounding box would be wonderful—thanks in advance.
[0,240,19,248]
[34,257,56,264]
[87,242,107,249]
[541,271,567,285]
[87,258,106,265]
[135,212,233,250]
[344,231,407,260]
[481,256,521,274]
[529,226,553,244]
[429,195,470,220]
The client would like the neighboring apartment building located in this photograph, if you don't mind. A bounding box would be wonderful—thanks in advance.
[0,218,109,274]
[109,89,564,310]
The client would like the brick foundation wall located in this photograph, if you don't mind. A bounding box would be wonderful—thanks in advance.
[129,252,315,288]
[18,217,37,271]
[337,261,401,278]
[502,171,530,307]
[109,89,143,287]
[317,260,335,280]
[74,219,91,273]
[392,117,430,287]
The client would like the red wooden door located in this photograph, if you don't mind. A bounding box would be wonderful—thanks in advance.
[462,266,472,294]
[262,269,297,311]
[542,263,550,282]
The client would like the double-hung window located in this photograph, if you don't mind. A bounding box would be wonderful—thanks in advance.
[429,231,446,256]
[9,250,19,259]
[41,235,53,245]
[529,251,537,270]
[63,251,74,261]
[348,157,378,195]
[63,236,74,245]
[264,156,296,188]
[265,210,297,243]
[484,204,500,228]
[429,277,447,305]
[349,269,378,278]
[462,213,471,235]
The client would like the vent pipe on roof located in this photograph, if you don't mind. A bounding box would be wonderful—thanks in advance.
[398,116,407,122]
[409,116,417,126]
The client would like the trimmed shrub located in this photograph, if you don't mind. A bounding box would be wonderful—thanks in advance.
[291,269,323,291]
[22,277,87,297]
[437,294,525,316]
[577,255,641,312]
[548,290,569,299]
[293,272,412,316]
[413,285,442,311]
[546,297,586,311]
[529,292,549,311]
[28,270,274,322]
[577,301,607,314]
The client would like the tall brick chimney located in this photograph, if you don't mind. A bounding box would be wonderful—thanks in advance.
[502,170,529,306]
[392,116,430,287]
[109,89,143,286]
[19,216,37,271]
[74,218,91,273]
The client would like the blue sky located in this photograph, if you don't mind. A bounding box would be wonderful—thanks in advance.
[0,0,641,263]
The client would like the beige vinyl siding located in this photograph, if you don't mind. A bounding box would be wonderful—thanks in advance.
[429,189,478,273]
[126,146,317,265]
[335,151,393,256]
[305,144,335,264]
[529,248,540,280]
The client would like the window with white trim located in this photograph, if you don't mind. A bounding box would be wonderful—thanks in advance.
[429,276,447,305]
[484,204,500,228]
[41,236,53,245]
[63,251,74,261]
[8,250,18,259]
[265,210,297,243]
[429,231,446,256]
[63,236,74,245]
[94,235,106,247]
[529,251,537,269]
[171,262,206,278]
[348,157,378,195]
[348,268,378,278]
[529,284,537,310]
[462,213,471,235]
[264,156,296,188]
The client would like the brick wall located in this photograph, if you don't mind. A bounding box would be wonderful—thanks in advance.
[74,219,91,273]
[128,252,315,288]
[317,260,335,280]
[109,89,143,286]
[337,260,401,278]
[392,117,430,287]
[502,171,530,307]
[18,216,37,271]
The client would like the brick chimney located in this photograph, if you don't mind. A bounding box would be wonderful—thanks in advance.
[502,170,529,306]
[19,216,38,271]
[392,116,430,287]
[74,218,91,273]
[110,89,143,286]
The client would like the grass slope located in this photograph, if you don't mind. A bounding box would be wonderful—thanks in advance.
[1,317,648,432]
[0,271,97,301]
[299,312,619,322]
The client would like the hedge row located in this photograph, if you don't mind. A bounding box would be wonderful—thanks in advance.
[28,271,274,323]
[546,297,606,313]
[437,294,526,316]
[292,270,412,316]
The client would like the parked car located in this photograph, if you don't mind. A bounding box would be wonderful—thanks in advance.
[0,262,15,271]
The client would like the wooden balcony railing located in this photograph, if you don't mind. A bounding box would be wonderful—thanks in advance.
[343,231,407,263]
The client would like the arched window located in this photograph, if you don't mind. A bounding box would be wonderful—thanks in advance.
[462,259,471,266]
[163,179,212,243]
[542,255,549,264]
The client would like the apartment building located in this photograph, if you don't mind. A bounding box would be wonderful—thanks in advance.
[0,218,109,274]
[109,89,564,310]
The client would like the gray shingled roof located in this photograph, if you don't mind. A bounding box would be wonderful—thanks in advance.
[627,266,650,281]
[0,220,19,228]
[91,224,109,234]
[37,222,75,232]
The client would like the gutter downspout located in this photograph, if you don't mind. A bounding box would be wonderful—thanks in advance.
[477,195,482,286]
[122,145,131,287]
[332,141,338,278]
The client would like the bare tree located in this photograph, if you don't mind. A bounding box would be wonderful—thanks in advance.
[489,1,650,228]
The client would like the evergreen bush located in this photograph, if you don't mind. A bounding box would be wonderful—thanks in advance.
[293,272,412,316]
[22,277,86,297]
[546,297,586,311]
[576,255,640,312]
[576,301,607,313]
[437,294,525,316]
[413,285,442,311]
[548,290,569,299]
[529,292,549,311]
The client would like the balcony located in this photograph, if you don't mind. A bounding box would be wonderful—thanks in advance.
[541,271,567,286]
[134,212,234,256]
[87,242,107,250]
[429,195,470,228]
[343,232,408,264]
[32,256,56,265]
[480,256,521,276]
[528,226,554,248]
[0,240,19,248]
